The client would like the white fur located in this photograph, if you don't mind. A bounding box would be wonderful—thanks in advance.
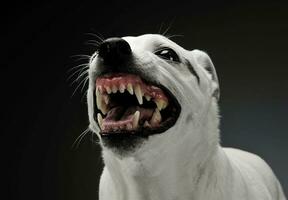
[87,34,286,200]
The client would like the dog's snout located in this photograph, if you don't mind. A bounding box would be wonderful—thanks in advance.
[98,38,132,65]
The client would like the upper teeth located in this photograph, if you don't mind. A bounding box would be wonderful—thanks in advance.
[145,95,151,101]
[112,85,118,93]
[150,109,162,125]
[96,88,108,114]
[95,82,168,115]
[134,84,143,105]
[119,84,125,93]
[127,83,133,95]
[105,86,112,94]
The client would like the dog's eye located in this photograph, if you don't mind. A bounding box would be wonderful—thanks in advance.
[154,48,180,62]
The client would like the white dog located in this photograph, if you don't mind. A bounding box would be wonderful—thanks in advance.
[87,34,286,200]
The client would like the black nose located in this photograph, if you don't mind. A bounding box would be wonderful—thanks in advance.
[98,38,132,65]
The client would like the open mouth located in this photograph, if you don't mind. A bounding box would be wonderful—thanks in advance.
[94,73,180,137]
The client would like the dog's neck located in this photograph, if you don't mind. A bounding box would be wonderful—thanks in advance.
[102,146,233,200]
[101,102,233,200]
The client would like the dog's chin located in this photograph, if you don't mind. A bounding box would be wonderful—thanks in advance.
[100,134,146,156]
[92,73,181,154]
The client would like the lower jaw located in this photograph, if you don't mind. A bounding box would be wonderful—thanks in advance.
[98,119,176,154]
[99,115,177,137]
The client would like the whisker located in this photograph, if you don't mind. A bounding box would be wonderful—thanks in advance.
[85,42,101,48]
[67,63,89,73]
[73,69,89,84]
[166,34,184,39]
[70,54,91,61]
[86,40,101,45]
[158,22,164,34]
[67,65,89,82]
[71,128,90,149]
[81,76,89,93]
[71,72,89,97]
[81,88,88,102]
[85,32,105,43]
[90,132,100,144]
[162,18,176,37]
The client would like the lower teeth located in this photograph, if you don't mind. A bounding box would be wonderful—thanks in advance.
[150,109,162,125]
[97,113,103,129]
[144,121,151,128]
[132,111,140,129]
[98,108,162,132]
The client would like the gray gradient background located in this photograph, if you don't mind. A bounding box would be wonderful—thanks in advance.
[3,1,287,200]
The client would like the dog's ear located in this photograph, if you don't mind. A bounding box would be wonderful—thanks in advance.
[192,50,220,100]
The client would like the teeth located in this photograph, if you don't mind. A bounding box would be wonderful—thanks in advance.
[126,123,133,130]
[97,113,103,129]
[98,86,103,93]
[96,88,102,110]
[96,88,108,114]
[144,121,151,128]
[119,84,125,93]
[132,111,140,129]
[145,95,151,101]
[112,85,118,93]
[150,109,162,125]
[103,94,109,105]
[105,86,112,94]
[134,85,143,105]
[127,83,134,95]
[155,99,168,111]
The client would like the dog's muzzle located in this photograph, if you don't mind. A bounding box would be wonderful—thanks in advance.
[98,38,132,66]
[93,38,181,139]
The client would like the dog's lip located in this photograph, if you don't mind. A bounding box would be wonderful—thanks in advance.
[93,73,181,137]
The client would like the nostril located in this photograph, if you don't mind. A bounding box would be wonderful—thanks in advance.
[98,38,131,65]
[98,42,111,58]
[117,39,131,55]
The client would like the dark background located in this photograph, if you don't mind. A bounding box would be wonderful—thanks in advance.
[2,1,288,199]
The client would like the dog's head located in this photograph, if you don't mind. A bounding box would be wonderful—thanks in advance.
[87,34,220,158]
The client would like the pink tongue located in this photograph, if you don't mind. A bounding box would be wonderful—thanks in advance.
[104,106,125,121]
[102,106,154,131]
[121,106,154,121]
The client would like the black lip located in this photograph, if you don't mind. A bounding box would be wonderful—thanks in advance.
[93,73,181,138]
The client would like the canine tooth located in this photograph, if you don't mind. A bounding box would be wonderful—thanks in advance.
[96,89,108,114]
[96,88,102,110]
[150,109,162,125]
[145,95,151,101]
[112,85,118,93]
[105,86,112,94]
[135,85,143,105]
[96,86,100,93]
[132,111,140,129]
[104,105,109,114]
[97,113,103,129]
[155,99,167,111]
[97,85,103,93]
[127,83,134,95]
[103,95,109,105]
[101,105,108,114]
[119,84,125,93]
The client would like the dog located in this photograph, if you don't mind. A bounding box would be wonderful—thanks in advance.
[86,34,286,200]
